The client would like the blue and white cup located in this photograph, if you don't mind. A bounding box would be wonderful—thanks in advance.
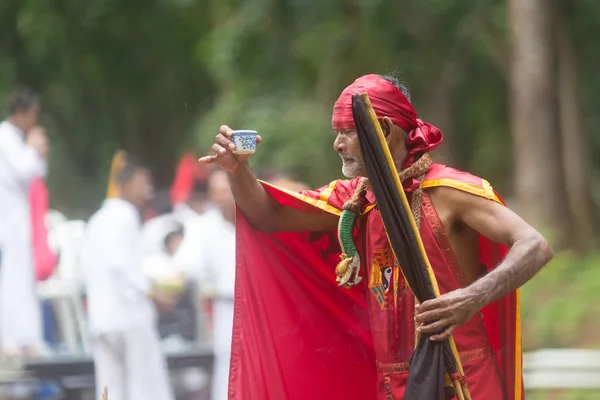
[231,130,258,155]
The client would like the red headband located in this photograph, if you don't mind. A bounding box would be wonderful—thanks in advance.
[332,74,443,169]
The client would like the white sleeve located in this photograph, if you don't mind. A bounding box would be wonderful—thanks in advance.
[0,129,46,182]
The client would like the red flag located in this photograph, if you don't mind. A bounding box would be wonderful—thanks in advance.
[229,183,377,400]
[170,153,208,205]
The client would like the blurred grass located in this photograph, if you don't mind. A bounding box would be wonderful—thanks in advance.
[521,250,600,399]
[520,251,600,350]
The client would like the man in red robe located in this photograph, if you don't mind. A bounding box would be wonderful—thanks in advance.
[199,74,553,399]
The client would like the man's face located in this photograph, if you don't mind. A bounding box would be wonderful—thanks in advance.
[166,232,184,256]
[124,169,154,209]
[22,104,40,132]
[208,170,234,215]
[333,129,367,178]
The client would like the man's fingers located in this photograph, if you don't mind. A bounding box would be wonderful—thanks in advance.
[212,143,227,155]
[219,125,233,138]
[416,318,451,335]
[430,325,457,342]
[256,135,262,145]
[415,308,447,325]
[216,133,236,151]
[198,155,217,164]
[417,298,445,313]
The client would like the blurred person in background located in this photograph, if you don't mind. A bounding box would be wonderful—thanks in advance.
[142,225,186,290]
[144,226,198,344]
[0,88,47,359]
[142,190,181,257]
[81,160,175,400]
[174,169,235,400]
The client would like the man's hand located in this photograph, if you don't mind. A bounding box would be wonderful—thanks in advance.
[198,125,262,172]
[27,126,49,158]
[414,288,481,342]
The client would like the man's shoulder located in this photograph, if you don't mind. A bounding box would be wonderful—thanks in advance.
[424,163,501,204]
[424,163,484,185]
[0,121,22,144]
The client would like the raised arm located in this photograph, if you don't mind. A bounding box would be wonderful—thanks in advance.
[199,125,339,233]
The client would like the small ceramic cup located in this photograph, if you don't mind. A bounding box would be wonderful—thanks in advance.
[231,130,258,155]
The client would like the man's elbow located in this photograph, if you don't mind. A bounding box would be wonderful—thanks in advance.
[532,232,554,266]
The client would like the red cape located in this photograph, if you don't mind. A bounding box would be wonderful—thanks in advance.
[229,167,522,400]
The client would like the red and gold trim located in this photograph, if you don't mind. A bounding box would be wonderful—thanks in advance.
[261,180,343,216]
[422,178,501,204]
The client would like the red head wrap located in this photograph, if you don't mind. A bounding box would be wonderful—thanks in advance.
[332,74,443,170]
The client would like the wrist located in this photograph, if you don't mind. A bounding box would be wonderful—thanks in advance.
[229,160,251,180]
[462,285,489,311]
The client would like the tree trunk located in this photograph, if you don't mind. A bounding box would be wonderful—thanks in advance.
[556,3,596,252]
[426,58,461,169]
[508,0,570,244]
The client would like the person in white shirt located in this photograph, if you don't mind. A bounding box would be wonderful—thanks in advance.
[0,88,47,357]
[175,169,235,400]
[82,161,175,400]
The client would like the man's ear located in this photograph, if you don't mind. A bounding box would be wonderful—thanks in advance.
[381,117,394,137]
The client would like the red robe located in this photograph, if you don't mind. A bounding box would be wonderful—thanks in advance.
[229,164,522,400]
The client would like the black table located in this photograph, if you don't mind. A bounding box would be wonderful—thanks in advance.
[24,347,214,399]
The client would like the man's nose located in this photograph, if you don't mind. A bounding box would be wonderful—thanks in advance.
[333,135,345,153]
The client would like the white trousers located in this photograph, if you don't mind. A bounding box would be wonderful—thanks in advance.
[0,224,42,350]
[93,326,174,400]
[211,299,234,400]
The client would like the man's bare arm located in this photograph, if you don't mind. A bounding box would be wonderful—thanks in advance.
[228,161,338,233]
[415,187,553,341]
[200,125,339,234]
[459,193,553,304]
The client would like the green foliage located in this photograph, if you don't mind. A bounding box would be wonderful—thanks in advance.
[520,251,600,350]
[0,0,598,222]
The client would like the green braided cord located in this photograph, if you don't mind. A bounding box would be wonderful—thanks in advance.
[338,210,358,257]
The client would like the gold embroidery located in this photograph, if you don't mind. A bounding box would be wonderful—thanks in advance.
[369,249,399,310]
